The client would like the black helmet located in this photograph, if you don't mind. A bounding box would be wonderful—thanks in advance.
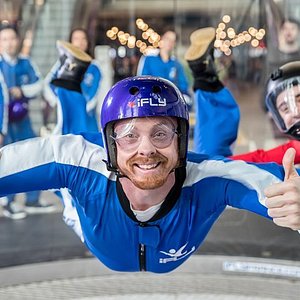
[265,61,300,139]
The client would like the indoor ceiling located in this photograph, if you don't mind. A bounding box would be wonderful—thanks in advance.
[103,0,263,14]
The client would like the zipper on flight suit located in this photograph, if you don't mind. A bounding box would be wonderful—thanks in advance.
[139,222,146,271]
[139,243,146,271]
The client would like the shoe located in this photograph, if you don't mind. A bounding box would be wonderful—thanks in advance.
[184,27,216,62]
[2,203,27,220]
[185,28,223,92]
[186,37,217,77]
[24,202,57,214]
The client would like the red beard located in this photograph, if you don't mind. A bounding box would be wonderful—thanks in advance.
[119,153,174,190]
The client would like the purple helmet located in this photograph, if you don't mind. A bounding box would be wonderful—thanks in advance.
[8,99,28,122]
[101,76,189,171]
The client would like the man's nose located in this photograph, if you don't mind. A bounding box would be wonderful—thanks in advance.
[137,136,156,156]
[292,107,300,117]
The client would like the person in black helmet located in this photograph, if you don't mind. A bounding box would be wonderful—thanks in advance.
[266,61,300,139]
[0,75,300,273]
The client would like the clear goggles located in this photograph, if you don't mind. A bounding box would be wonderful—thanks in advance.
[267,77,300,132]
[111,118,178,152]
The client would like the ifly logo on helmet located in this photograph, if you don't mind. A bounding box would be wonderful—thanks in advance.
[128,95,167,108]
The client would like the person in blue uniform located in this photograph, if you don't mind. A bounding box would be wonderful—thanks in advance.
[0,71,8,147]
[44,28,102,133]
[1,76,300,273]
[184,27,240,156]
[0,25,55,219]
[49,40,93,135]
[68,28,102,131]
[49,39,97,240]
[137,28,192,108]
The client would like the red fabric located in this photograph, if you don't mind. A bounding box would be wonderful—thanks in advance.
[230,140,300,164]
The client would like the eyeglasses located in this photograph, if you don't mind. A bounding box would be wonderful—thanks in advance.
[111,128,178,152]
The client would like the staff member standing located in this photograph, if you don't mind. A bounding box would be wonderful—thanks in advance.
[0,25,55,219]
[137,28,192,108]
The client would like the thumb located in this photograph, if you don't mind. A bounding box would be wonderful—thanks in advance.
[282,147,298,181]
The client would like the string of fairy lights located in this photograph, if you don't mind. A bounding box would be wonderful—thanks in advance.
[106,15,266,56]
[214,15,265,56]
[106,18,161,55]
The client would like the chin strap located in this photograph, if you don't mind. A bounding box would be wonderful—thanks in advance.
[116,173,128,179]
[102,159,128,178]
[287,124,300,140]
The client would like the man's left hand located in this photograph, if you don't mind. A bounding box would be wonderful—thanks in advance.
[264,148,300,230]
[9,87,23,99]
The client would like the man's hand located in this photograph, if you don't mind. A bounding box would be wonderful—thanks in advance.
[9,87,23,99]
[264,148,300,230]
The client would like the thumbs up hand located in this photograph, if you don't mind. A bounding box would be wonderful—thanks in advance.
[264,148,300,230]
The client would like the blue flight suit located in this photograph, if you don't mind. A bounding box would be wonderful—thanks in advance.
[137,54,189,95]
[0,132,294,273]
[193,87,240,156]
[44,60,102,132]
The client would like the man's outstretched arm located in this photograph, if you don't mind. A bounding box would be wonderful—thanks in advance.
[0,136,64,196]
[0,133,109,198]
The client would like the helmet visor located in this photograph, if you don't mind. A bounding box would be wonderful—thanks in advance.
[111,117,178,153]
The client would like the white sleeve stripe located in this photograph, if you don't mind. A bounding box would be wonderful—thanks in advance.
[136,56,146,76]
[184,160,281,206]
[0,72,9,134]
[21,60,43,97]
[0,135,115,181]
[21,77,43,98]
[0,137,54,178]
[51,100,63,135]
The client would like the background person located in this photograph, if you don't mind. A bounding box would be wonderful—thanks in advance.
[44,28,102,133]
[137,28,192,109]
[266,61,300,139]
[0,25,55,219]
[268,18,300,76]
[0,71,8,147]
[48,40,93,135]
[185,27,240,156]
[264,18,300,137]
[49,39,96,241]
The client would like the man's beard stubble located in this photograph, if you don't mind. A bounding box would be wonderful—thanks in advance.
[118,153,179,190]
